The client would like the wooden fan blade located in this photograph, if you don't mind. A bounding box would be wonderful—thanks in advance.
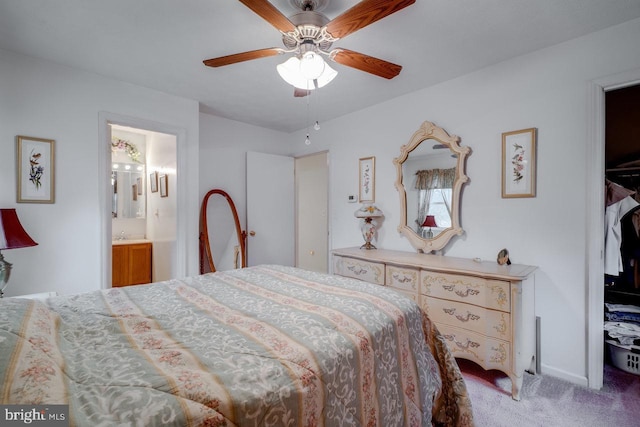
[238,0,296,33]
[332,49,402,79]
[203,48,282,67]
[325,0,415,40]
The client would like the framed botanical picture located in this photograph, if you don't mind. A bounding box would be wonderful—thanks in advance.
[150,171,158,193]
[16,135,55,203]
[132,185,138,201]
[159,174,168,198]
[359,156,375,203]
[502,128,537,198]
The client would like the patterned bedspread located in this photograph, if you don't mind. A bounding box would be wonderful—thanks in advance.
[0,265,473,426]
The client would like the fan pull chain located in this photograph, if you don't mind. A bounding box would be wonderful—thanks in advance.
[314,86,320,131]
[305,92,311,145]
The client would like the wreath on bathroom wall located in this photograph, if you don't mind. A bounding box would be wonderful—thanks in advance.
[111,137,141,163]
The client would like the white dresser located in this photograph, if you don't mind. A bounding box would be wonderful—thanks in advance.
[332,247,537,400]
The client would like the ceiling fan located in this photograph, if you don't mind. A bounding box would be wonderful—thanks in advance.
[203,0,415,95]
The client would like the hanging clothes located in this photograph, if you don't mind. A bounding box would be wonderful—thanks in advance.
[606,178,635,207]
[605,183,640,276]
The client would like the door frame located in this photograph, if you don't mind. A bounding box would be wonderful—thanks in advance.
[98,112,188,289]
[586,69,640,389]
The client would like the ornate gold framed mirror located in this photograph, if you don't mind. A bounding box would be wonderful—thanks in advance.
[199,189,246,273]
[393,121,471,252]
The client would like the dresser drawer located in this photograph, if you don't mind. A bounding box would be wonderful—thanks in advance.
[422,296,511,341]
[421,271,511,312]
[333,256,385,285]
[437,323,511,371]
[386,265,420,294]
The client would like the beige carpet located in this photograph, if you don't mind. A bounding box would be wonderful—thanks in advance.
[459,359,640,427]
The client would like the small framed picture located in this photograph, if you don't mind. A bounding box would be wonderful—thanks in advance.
[136,177,143,195]
[359,156,375,203]
[159,174,168,198]
[150,171,158,193]
[132,184,138,201]
[16,135,55,203]
[502,128,537,198]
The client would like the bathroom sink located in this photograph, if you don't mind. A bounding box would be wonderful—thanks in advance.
[112,239,151,245]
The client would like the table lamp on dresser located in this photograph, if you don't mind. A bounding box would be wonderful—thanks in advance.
[421,215,438,238]
[354,205,383,250]
[0,209,38,298]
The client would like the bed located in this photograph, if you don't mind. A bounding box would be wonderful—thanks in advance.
[0,265,474,426]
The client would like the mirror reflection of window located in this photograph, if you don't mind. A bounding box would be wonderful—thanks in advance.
[420,188,452,230]
[414,167,455,237]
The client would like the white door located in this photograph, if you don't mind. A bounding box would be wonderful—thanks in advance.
[296,152,329,272]
[246,152,295,266]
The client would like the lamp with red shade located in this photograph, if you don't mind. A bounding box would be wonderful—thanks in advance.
[0,209,38,298]
[421,215,438,239]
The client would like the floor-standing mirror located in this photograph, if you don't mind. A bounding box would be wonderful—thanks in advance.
[199,189,246,273]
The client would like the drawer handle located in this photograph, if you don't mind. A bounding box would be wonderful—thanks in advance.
[392,273,413,283]
[443,334,480,350]
[347,265,367,276]
[442,284,480,298]
[443,308,480,323]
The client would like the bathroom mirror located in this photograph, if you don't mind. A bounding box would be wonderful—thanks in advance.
[111,162,146,219]
[393,121,471,252]
[199,189,246,273]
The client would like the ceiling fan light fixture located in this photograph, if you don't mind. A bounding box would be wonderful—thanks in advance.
[277,56,337,90]
[315,61,337,88]
[300,51,324,80]
[277,57,307,88]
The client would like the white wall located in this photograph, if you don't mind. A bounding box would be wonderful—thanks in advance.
[0,48,200,296]
[199,114,294,233]
[287,19,640,384]
[146,131,177,282]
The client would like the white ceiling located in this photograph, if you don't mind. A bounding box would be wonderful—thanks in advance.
[2,0,640,133]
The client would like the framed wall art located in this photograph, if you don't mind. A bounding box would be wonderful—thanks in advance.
[16,135,55,203]
[358,156,375,203]
[150,171,158,193]
[159,174,168,198]
[502,128,537,198]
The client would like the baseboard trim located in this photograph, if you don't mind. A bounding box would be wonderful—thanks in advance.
[540,363,589,388]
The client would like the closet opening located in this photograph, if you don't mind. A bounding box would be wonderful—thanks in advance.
[604,83,640,378]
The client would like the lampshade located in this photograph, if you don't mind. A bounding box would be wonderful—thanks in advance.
[277,56,338,90]
[421,215,438,228]
[299,51,325,80]
[0,209,38,250]
[354,205,383,219]
[0,209,37,298]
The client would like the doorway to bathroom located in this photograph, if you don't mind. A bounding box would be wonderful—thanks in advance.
[99,113,183,289]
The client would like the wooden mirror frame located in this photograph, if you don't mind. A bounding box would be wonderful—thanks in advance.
[199,189,246,273]
[393,121,471,253]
